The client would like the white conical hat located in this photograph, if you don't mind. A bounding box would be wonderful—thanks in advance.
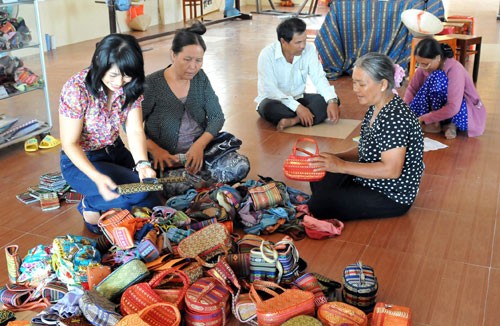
[401,9,444,37]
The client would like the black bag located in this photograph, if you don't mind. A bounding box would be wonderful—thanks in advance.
[204,132,242,165]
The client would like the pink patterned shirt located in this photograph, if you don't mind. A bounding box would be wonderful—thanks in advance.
[58,68,143,151]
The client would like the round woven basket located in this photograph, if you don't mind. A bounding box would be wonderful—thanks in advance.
[401,9,443,37]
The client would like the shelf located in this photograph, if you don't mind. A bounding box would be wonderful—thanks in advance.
[0,83,44,99]
[0,0,52,150]
[0,120,50,150]
[0,1,36,6]
[0,42,41,55]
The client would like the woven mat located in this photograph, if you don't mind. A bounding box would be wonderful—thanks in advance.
[282,119,361,139]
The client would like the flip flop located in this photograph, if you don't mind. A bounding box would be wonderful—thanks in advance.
[24,137,38,152]
[39,134,60,149]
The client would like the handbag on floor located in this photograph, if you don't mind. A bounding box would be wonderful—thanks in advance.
[177,222,232,267]
[5,245,21,284]
[184,277,231,326]
[120,268,189,315]
[95,259,149,302]
[317,301,367,326]
[78,290,122,326]
[371,302,412,325]
[342,261,378,313]
[117,302,181,326]
[249,280,315,326]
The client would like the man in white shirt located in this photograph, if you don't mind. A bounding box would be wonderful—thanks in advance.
[255,17,340,131]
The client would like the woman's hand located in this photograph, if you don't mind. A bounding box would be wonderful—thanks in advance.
[149,147,180,171]
[185,142,205,174]
[309,152,346,174]
[94,174,120,201]
[136,165,157,181]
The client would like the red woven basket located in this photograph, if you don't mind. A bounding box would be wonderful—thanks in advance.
[283,137,325,182]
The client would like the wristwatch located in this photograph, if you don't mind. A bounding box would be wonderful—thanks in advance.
[134,160,152,171]
[328,97,341,105]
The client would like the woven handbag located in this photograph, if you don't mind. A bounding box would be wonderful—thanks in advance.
[177,222,232,267]
[120,268,189,315]
[282,315,323,325]
[86,265,111,290]
[97,209,135,247]
[78,290,122,326]
[184,277,230,325]
[249,242,281,283]
[371,302,412,326]
[117,302,181,326]
[95,259,149,302]
[234,293,257,325]
[5,245,21,284]
[275,236,300,284]
[317,301,367,326]
[342,261,378,312]
[283,137,325,182]
[249,280,315,326]
[248,182,283,211]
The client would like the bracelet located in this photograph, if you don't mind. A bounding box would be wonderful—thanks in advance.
[134,160,151,171]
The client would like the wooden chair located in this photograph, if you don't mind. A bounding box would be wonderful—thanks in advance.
[449,34,482,84]
[182,0,204,23]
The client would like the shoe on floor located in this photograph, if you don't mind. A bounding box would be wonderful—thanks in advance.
[39,134,60,149]
[24,137,38,152]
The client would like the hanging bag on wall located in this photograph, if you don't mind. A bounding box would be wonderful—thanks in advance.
[113,0,131,11]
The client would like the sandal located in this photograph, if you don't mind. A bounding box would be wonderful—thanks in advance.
[24,137,38,152]
[39,134,60,149]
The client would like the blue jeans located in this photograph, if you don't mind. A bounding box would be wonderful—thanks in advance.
[60,140,162,215]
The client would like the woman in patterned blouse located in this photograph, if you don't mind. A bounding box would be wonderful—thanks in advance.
[142,22,249,197]
[308,53,424,220]
[59,34,161,233]
[404,38,486,139]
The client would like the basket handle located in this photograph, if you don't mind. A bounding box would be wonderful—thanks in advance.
[357,261,366,285]
[292,137,320,157]
[138,302,181,326]
[249,280,286,305]
[148,268,190,293]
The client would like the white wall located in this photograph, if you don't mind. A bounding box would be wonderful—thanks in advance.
[16,0,253,49]
[34,0,163,48]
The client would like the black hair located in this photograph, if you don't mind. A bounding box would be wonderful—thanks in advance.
[276,17,307,43]
[354,52,395,90]
[171,21,207,54]
[85,33,145,110]
[413,37,455,60]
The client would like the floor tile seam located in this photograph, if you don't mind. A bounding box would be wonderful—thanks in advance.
[27,206,77,234]
[481,215,498,325]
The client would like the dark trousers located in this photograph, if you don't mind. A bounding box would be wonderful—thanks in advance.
[60,139,162,214]
[257,93,328,125]
[309,172,411,221]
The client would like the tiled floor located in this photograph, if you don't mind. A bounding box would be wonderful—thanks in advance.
[1,0,500,325]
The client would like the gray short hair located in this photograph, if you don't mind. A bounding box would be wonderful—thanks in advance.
[354,53,395,90]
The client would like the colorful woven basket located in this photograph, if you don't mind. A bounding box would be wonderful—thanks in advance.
[283,138,325,182]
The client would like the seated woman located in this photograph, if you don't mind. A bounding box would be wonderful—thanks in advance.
[59,34,162,233]
[142,22,250,197]
[308,53,424,220]
[404,37,486,139]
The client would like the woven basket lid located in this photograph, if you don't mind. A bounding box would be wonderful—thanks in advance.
[401,9,443,37]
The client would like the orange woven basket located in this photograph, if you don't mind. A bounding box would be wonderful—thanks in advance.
[117,302,181,326]
[283,137,325,182]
